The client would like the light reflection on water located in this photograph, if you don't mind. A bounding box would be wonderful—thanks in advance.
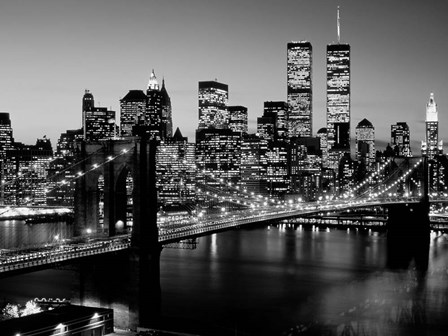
[0,222,447,335]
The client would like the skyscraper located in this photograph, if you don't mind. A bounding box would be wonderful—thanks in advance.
[120,70,172,140]
[198,81,229,130]
[287,41,312,137]
[0,113,14,160]
[264,101,288,138]
[228,106,248,134]
[422,93,442,159]
[160,79,173,138]
[157,128,196,206]
[326,7,350,169]
[120,90,147,137]
[391,122,412,157]
[82,90,94,139]
[355,119,375,170]
[82,90,116,142]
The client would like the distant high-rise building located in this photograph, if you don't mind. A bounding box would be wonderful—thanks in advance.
[264,101,288,138]
[326,8,350,169]
[195,128,241,185]
[355,119,375,170]
[157,128,196,206]
[82,90,116,141]
[228,106,248,134]
[239,134,268,194]
[85,107,116,141]
[160,79,173,138]
[422,93,442,159]
[317,127,328,166]
[198,81,229,130]
[287,41,312,137]
[4,138,53,205]
[0,113,14,160]
[120,90,147,137]
[146,71,164,140]
[391,122,412,157]
[82,90,94,139]
[120,70,172,140]
[257,112,277,142]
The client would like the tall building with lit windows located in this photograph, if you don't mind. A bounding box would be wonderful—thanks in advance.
[157,128,196,207]
[0,113,14,161]
[120,90,147,137]
[422,93,442,159]
[355,119,375,170]
[82,90,116,141]
[326,42,350,168]
[326,8,350,169]
[391,122,412,157]
[228,106,248,134]
[287,41,312,137]
[120,70,172,140]
[264,101,288,138]
[198,81,229,130]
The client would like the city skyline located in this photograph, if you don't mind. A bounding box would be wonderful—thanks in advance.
[0,0,447,153]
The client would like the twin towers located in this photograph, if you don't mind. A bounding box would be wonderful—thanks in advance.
[287,9,350,169]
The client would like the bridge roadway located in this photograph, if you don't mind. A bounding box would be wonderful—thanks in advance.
[1,196,447,276]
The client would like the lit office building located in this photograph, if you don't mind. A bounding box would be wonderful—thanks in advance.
[4,138,53,205]
[47,129,83,206]
[160,79,173,138]
[287,41,312,137]
[228,106,248,134]
[82,90,94,139]
[0,113,14,189]
[355,119,375,170]
[338,153,355,194]
[289,137,322,200]
[120,70,172,140]
[257,111,277,142]
[120,90,147,137]
[195,128,241,185]
[326,42,351,169]
[317,128,328,166]
[422,93,442,159]
[157,128,196,207]
[391,122,412,157]
[82,90,116,141]
[198,81,229,130]
[239,134,268,194]
[265,141,289,196]
[327,8,350,170]
[264,101,288,138]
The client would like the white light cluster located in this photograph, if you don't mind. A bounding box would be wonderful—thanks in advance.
[343,159,392,198]
[367,159,422,199]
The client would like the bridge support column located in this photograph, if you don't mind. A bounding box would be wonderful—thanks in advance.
[74,142,100,236]
[128,135,161,328]
[128,245,162,329]
[386,202,430,270]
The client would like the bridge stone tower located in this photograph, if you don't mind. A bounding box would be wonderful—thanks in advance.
[74,135,161,328]
[386,157,430,270]
[74,137,158,246]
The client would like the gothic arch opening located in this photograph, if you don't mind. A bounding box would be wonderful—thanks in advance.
[115,167,134,234]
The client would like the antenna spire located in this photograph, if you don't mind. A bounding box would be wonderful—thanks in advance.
[337,6,341,43]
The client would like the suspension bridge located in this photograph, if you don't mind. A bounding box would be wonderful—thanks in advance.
[0,137,446,277]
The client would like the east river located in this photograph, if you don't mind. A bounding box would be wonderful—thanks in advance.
[0,220,448,335]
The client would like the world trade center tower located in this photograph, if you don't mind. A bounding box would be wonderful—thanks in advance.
[287,41,312,138]
[326,7,350,169]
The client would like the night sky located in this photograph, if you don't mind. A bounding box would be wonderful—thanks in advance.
[0,0,447,153]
